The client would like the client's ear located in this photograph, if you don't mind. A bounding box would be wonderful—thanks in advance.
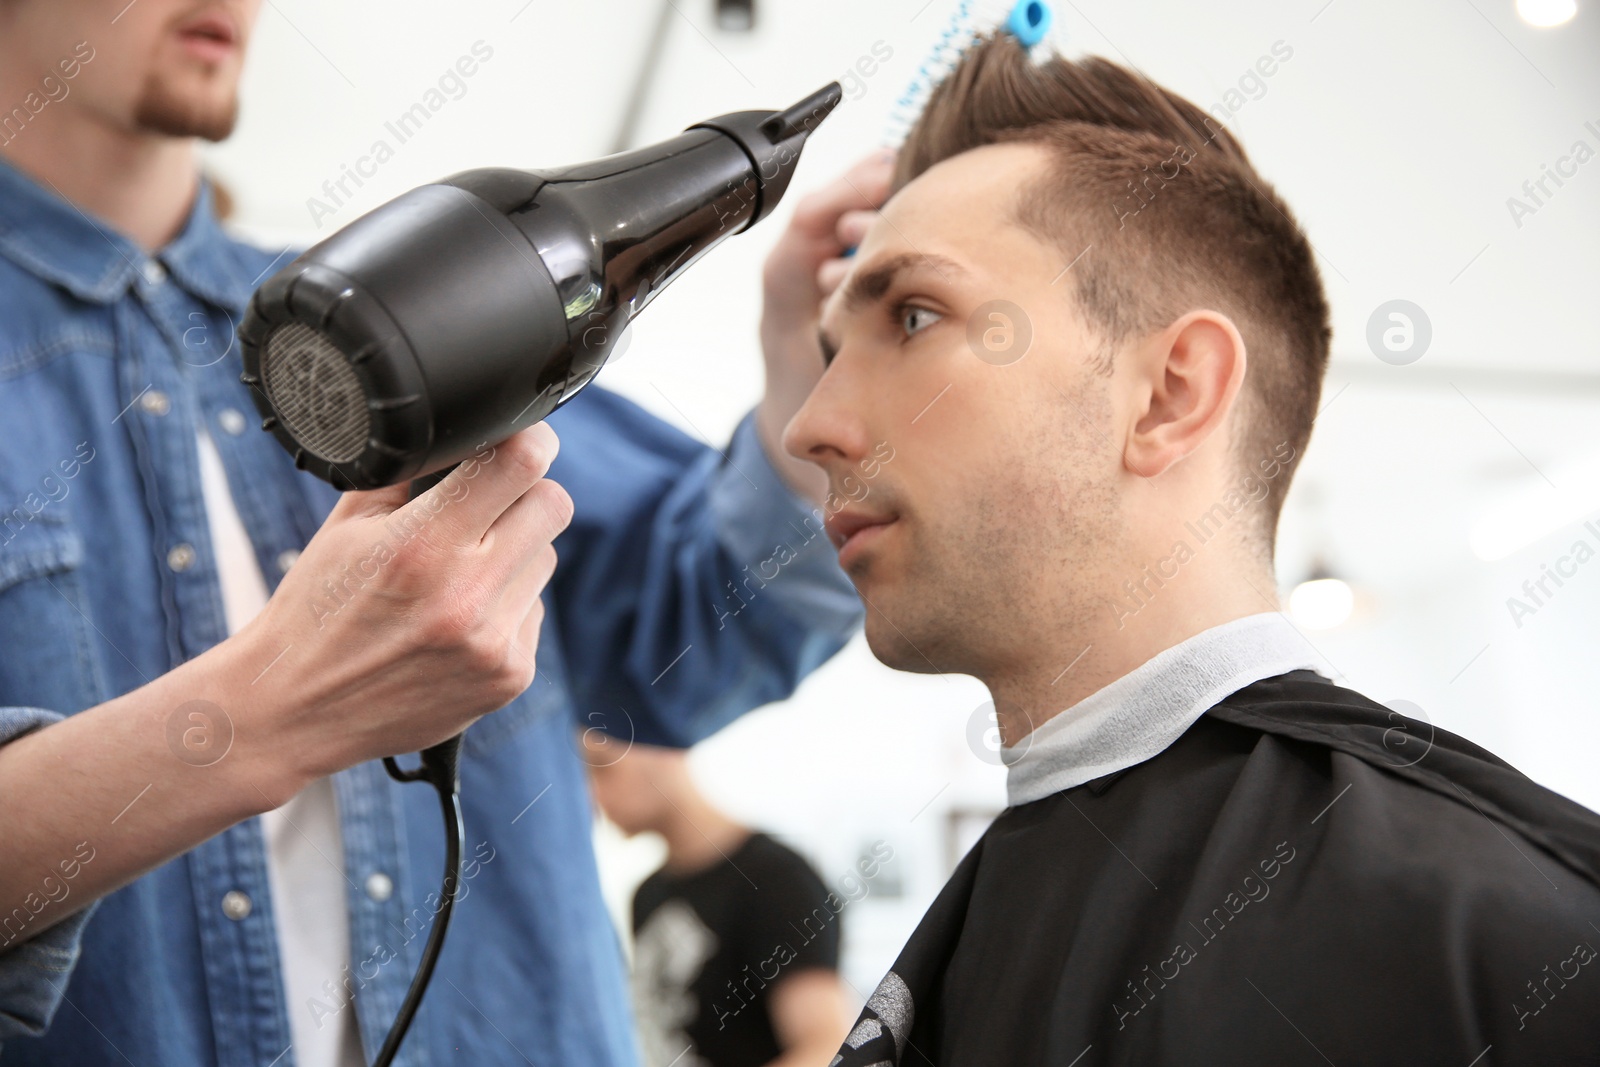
[1122,310,1247,479]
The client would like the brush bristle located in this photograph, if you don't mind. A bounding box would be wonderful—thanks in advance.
[883,0,1058,150]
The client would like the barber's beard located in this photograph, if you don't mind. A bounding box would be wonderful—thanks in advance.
[132,70,239,141]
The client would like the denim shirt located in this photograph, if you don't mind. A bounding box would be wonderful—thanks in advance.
[0,156,862,1066]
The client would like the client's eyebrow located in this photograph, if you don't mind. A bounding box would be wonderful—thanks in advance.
[819,252,969,364]
[839,252,968,314]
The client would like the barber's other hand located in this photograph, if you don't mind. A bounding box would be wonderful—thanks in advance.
[755,149,896,501]
[235,423,572,797]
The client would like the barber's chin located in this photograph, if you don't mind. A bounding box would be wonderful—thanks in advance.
[134,85,240,141]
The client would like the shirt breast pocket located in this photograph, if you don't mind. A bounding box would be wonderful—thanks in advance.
[0,515,107,714]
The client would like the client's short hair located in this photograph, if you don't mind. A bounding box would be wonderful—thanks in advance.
[893,34,1331,552]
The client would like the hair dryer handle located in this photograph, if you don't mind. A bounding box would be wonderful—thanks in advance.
[379,465,465,793]
[408,465,463,793]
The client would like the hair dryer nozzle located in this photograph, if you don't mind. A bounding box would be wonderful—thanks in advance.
[689,80,842,227]
[240,83,842,490]
[761,82,845,143]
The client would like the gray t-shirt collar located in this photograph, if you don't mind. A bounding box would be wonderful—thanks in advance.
[1002,612,1330,807]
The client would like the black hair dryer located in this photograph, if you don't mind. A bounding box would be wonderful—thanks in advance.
[235,82,841,1067]
[239,80,842,490]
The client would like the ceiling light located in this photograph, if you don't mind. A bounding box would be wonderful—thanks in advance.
[1288,557,1354,630]
[1516,0,1577,27]
[1290,577,1354,630]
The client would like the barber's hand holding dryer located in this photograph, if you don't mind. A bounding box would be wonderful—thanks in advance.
[0,1,883,1063]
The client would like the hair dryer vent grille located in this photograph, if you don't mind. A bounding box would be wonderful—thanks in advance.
[261,323,371,465]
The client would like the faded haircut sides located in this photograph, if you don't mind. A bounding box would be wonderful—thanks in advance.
[891,33,1331,557]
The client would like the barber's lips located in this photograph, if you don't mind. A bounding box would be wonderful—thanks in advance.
[177,12,239,63]
[826,509,897,568]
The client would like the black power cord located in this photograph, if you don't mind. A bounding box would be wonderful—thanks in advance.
[373,735,465,1067]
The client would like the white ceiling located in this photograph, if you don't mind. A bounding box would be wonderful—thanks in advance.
[210,0,1600,373]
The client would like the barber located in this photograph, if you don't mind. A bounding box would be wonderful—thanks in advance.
[0,1,891,1063]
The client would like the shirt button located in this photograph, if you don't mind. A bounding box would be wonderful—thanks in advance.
[221,890,252,920]
[276,549,300,573]
[141,259,166,286]
[365,872,394,903]
[218,408,247,436]
[167,543,196,572]
[140,389,171,417]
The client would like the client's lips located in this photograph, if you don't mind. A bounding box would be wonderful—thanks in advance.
[825,508,897,566]
[176,10,239,62]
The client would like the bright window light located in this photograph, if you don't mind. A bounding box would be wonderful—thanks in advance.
[1290,577,1354,630]
[1516,0,1577,26]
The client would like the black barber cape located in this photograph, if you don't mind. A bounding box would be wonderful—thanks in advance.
[834,670,1600,1065]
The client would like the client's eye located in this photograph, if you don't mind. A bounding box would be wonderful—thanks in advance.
[900,305,943,338]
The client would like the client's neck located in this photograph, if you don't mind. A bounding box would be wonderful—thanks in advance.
[984,564,1277,747]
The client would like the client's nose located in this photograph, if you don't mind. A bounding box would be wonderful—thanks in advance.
[783,361,874,474]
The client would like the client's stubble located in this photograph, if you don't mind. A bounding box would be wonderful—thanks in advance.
[863,363,1126,689]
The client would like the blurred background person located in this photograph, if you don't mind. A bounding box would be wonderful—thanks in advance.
[583,731,851,1067]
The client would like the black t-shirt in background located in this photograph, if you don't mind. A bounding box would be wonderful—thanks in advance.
[631,832,841,1067]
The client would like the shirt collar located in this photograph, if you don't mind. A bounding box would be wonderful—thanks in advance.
[1002,612,1330,807]
[0,154,256,310]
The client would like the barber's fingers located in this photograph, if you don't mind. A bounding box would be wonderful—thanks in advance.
[468,474,572,598]
[483,547,552,686]
[485,475,573,555]
[407,423,562,548]
[510,560,551,638]
[513,594,546,679]
[487,540,557,635]
[466,538,555,706]
[815,209,881,298]
[835,209,876,249]
[325,479,414,523]
[817,257,852,297]
[791,150,896,239]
